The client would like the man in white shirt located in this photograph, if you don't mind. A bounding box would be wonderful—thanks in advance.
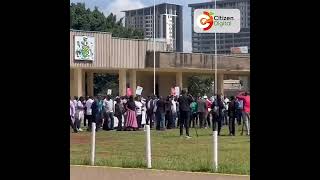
[85,96,94,131]
[135,96,143,129]
[171,97,177,128]
[103,95,114,130]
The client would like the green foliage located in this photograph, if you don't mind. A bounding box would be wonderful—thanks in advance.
[94,74,119,97]
[187,76,214,97]
[70,3,144,39]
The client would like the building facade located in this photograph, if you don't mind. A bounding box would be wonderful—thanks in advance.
[189,0,250,54]
[70,30,250,98]
[122,3,183,52]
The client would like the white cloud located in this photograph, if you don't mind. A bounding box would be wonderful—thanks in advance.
[183,40,192,53]
[103,0,145,20]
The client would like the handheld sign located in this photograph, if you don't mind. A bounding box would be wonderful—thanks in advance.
[107,89,112,95]
[136,86,143,95]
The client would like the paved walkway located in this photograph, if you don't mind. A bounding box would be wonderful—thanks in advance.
[70,165,250,180]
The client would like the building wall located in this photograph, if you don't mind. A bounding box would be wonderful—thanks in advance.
[70,30,167,69]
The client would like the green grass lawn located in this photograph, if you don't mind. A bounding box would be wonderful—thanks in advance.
[70,125,250,175]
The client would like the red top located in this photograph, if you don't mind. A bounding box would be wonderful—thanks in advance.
[206,99,212,112]
[236,92,250,113]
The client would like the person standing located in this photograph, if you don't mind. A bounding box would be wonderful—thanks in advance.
[70,97,77,133]
[103,95,115,130]
[197,96,207,128]
[204,96,212,128]
[171,96,178,128]
[165,96,173,129]
[235,98,243,125]
[135,96,143,129]
[124,95,138,131]
[115,97,124,131]
[211,94,225,136]
[75,96,85,132]
[178,90,193,138]
[190,99,198,128]
[228,96,237,136]
[236,92,250,135]
[85,96,94,131]
[90,96,100,132]
[156,96,166,130]
[146,95,155,128]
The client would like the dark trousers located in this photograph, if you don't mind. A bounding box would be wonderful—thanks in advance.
[137,114,142,128]
[206,112,211,128]
[103,112,114,130]
[198,112,206,128]
[146,111,154,128]
[229,116,236,135]
[179,111,190,136]
[189,112,197,128]
[116,115,123,130]
[212,114,222,135]
[86,115,93,130]
[166,111,173,129]
[70,116,77,132]
[236,110,242,125]
[177,111,180,127]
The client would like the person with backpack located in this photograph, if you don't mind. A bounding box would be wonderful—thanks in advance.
[197,96,207,128]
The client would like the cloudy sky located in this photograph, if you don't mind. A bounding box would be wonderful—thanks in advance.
[70,0,208,52]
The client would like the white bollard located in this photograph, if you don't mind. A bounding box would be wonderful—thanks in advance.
[213,130,218,171]
[145,125,152,168]
[91,123,96,166]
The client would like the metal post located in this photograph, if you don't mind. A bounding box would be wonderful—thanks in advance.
[146,125,152,168]
[91,122,96,166]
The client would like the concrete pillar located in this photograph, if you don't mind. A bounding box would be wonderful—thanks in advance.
[87,71,94,96]
[73,68,83,97]
[129,70,137,96]
[119,69,127,96]
[217,73,224,95]
[176,71,183,89]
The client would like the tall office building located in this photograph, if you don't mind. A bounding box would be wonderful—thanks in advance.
[122,3,183,52]
[189,0,250,54]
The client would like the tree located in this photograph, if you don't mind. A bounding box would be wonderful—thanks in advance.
[187,76,214,98]
[70,3,144,39]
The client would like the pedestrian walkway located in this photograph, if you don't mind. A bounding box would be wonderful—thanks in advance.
[70,165,250,180]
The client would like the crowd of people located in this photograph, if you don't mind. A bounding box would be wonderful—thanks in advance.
[69,90,250,138]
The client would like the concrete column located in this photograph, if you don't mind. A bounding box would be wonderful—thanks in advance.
[73,68,83,97]
[217,73,224,95]
[87,71,94,96]
[119,69,127,96]
[176,71,183,89]
[129,70,137,96]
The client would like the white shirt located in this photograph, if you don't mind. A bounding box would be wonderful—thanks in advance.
[105,99,114,113]
[85,98,94,115]
[135,101,143,115]
[171,99,177,113]
[77,101,84,111]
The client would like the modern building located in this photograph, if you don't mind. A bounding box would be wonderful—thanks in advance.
[70,30,250,98]
[122,3,183,52]
[188,0,250,54]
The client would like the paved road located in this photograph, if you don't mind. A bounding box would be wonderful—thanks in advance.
[70,165,250,180]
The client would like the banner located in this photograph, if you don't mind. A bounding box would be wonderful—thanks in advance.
[136,86,143,95]
[231,46,248,54]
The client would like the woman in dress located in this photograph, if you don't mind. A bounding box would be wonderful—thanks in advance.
[124,95,138,131]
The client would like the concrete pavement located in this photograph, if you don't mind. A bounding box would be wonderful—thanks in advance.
[70,165,250,180]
